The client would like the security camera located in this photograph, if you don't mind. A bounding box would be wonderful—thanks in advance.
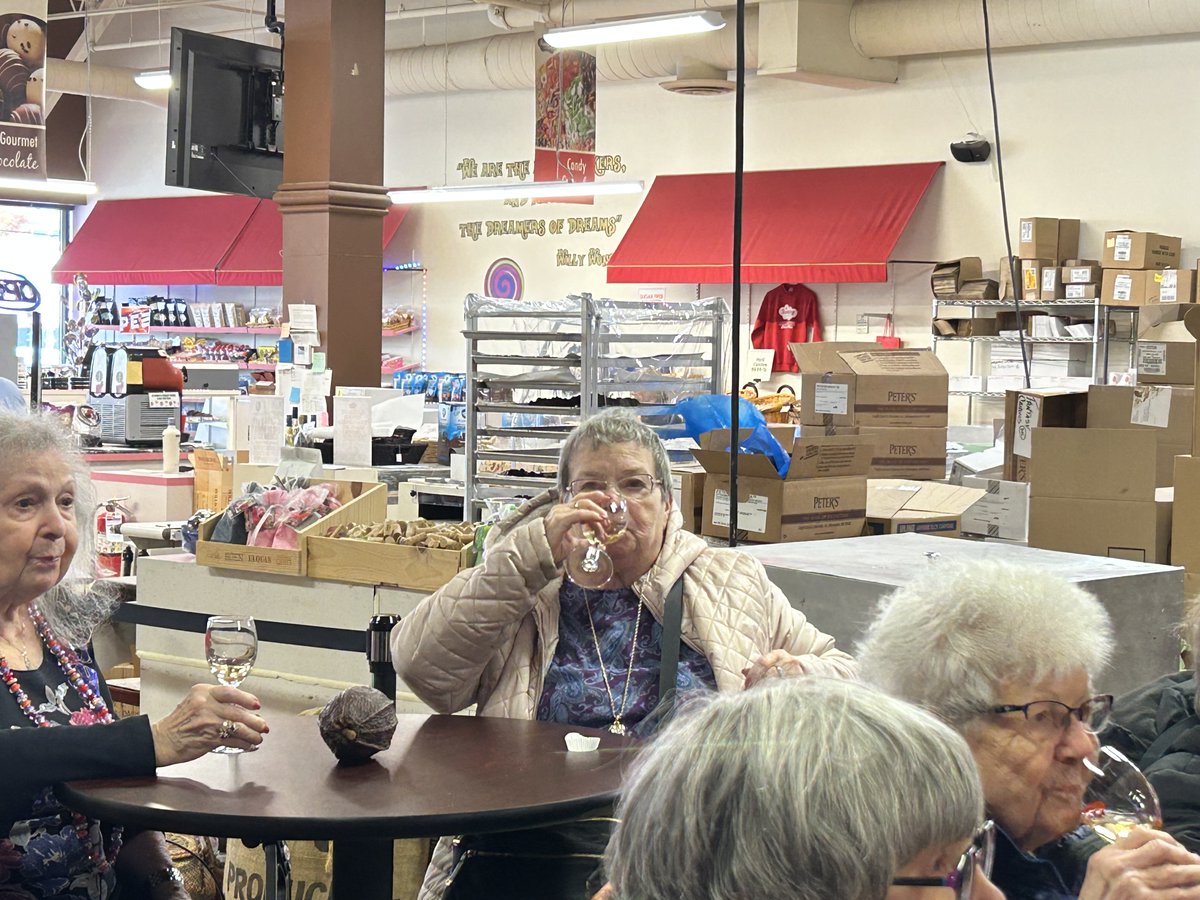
[950,133,992,163]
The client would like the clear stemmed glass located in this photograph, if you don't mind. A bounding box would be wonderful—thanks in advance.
[1080,745,1163,842]
[565,494,629,590]
[204,615,258,755]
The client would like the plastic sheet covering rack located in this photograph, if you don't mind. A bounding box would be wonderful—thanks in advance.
[462,293,730,519]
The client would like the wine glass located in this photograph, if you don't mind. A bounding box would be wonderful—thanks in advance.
[1080,745,1163,842]
[204,615,258,755]
[565,493,629,589]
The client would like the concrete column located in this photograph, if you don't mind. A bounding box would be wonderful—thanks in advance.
[275,0,388,396]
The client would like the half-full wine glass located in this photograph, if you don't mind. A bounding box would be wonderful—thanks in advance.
[204,615,258,754]
[565,495,629,589]
[1080,745,1163,842]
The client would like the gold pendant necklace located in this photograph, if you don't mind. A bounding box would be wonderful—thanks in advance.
[583,590,643,735]
[1,617,32,669]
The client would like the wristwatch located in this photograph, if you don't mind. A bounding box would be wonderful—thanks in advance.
[144,866,185,889]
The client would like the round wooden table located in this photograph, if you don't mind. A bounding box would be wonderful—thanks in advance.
[58,713,637,898]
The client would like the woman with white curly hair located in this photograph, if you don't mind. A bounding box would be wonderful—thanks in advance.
[604,676,1002,900]
[859,559,1200,900]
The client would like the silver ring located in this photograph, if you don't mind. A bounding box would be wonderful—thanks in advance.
[218,719,236,740]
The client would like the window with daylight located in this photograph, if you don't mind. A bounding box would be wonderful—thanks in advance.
[0,204,68,369]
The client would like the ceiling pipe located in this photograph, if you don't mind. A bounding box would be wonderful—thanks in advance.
[46,58,168,107]
[48,0,260,20]
[850,0,1200,58]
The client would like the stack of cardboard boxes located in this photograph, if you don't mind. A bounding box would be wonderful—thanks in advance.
[1136,319,1196,387]
[1086,384,1194,488]
[1100,230,1191,307]
[789,343,950,481]
[1017,217,1081,301]
[1172,307,1200,591]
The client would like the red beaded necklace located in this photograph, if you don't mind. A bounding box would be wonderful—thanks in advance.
[0,602,123,873]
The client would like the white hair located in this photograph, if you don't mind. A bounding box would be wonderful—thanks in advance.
[605,677,984,900]
[0,410,118,646]
[857,559,1114,728]
[557,409,671,498]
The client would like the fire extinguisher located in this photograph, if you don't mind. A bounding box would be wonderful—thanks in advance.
[95,498,130,578]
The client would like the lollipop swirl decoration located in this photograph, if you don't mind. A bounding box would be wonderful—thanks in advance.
[485,258,524,301]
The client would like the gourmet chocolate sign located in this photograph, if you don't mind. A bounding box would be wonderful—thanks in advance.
[0,2,46,178]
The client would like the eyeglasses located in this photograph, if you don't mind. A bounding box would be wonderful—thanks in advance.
[567,474,662,500]
[892,820,995,899]
[987,694,1114,742]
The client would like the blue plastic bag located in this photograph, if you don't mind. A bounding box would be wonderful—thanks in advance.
[664,395,766,441]
[735,423,791,478]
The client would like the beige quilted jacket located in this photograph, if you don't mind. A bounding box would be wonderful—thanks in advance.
[392,490,856,900]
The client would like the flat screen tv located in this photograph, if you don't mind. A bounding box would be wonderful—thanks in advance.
[165,28,284,199]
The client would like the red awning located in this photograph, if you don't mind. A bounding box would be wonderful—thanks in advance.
[216,202,409,286]
[606,162,944,284]
[52,195,260,285]
[52,196,409,286]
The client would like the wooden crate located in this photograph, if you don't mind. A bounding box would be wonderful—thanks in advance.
[194,481,387,577]
[306,537,475,591]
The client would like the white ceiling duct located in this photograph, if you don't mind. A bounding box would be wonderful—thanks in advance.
[46,58,168,108]
[850,0,1200,59]
[383,12,756,95]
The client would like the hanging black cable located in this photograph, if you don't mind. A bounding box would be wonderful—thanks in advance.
[981,0,1031,389]
[727,0,746,547]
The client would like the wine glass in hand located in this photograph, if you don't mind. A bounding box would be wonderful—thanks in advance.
[565,493,629,589]
[1081,745,1163,842]
[204,615,258,754]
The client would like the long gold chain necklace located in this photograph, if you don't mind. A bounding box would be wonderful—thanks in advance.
[582,590,643,735]
[0,615,32,669]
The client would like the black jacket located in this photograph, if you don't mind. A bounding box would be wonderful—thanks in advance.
[1101,670,1200,853]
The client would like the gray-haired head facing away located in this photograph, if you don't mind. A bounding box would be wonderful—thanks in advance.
[857,559,1114,729]
[0,410,118,645]
[605,677,984,900]
[557,409,670,497]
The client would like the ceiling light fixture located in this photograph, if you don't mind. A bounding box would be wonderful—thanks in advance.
[542,10,725,49]
[0,177,98,202]
[388,180,644,205]
[134,68,173,90]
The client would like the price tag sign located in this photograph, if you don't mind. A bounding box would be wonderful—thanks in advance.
[746,349,775,381]
[147,392,180,409]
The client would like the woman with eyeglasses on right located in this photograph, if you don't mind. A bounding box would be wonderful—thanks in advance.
[859,559,1200,900]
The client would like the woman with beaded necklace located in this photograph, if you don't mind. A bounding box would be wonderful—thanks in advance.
[0,410,270,899]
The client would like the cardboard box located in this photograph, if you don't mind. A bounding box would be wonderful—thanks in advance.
[1040,266,1065,300]
[693,430,871,543]
[1137,320,1196,385]
[1102,230,1182,270]
[1063,283,1100,300]
[1085,384,1193,487]
[1021,258,1054,300]
[191,448,234,514]
[865,479,986,537]
[306,538,475,591]
[1062,265,1103,284]
[1019,218,1080,263]
[1172,454,1200,572]
[1102,269,1195,306]
[838,349,949,427]
[195,481,388,577]
[1028,494,1172,564]
[789,341,877,427]
[1029,428,1157,501]
[960,476,1030,541]
[859,426,947,480]
[957,317,1000,337]
[669,464,707,534]
[1002,388,1089,482]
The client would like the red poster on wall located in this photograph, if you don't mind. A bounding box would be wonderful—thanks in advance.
[534,47,596,204]
[0,2,46,180]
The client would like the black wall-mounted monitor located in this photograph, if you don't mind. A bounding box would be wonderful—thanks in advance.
[165,27,284,198]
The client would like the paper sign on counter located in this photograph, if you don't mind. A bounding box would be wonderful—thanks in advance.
[746,349,775,381]
[710,489,769,533]
[248,395,286,465]
[1012,394,1041,459]
[1131,385,1171,428]
[333,395,373,466]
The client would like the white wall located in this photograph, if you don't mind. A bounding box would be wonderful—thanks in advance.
[88,33,1200,412]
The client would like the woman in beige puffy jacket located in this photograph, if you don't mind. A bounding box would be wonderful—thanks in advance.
[391,408,856,900]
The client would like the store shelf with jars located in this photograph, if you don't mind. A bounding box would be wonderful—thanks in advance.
[462,293,730,519]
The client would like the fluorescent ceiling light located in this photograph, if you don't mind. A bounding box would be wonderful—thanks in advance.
[542,10,725,49]
[134,68,173,90]
[0,177,98,201]
[388,180,643,205]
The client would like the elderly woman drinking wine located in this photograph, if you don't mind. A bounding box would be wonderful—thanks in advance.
[0,410,270,899]
[393,408,854,900]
